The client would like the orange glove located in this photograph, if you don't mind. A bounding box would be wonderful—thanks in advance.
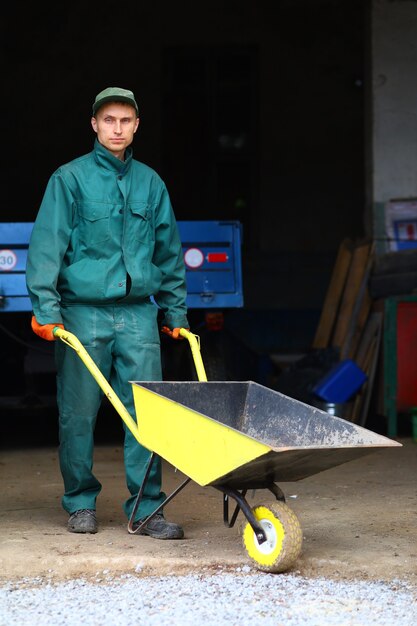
[31,316,64,341]
[161,326,190,340]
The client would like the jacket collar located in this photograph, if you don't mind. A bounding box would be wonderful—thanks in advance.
[93,139,133,173]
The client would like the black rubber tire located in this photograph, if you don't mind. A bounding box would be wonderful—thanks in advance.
[369,272,417,298]
[372,249,417,275]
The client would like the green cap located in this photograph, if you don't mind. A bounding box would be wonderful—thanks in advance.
[92,87,139,116]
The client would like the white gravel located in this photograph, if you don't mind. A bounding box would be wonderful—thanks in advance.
[1,571,416,626]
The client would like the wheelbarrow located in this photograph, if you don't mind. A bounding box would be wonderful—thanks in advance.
[54,327,401,573]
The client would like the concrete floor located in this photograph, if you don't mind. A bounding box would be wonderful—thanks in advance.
[1,432,416,585]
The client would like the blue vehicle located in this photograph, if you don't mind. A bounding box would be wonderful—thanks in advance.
[0,220,244,403]
[0,220,243,313]
[169,220,244,380]
[178,220,243,310]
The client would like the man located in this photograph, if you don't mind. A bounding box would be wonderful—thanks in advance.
[26,87,189,539]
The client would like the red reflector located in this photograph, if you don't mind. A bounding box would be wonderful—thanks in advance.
[207,252,228,263]
[205,312,224,331]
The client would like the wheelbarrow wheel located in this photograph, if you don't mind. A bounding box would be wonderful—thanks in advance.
[242,502,302,573]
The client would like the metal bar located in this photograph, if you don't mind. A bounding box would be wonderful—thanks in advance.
[128,466,191,534]
[224,489,247,528]
[268,482,286,502]
[180,328,208,381]
[54,328,141,441]
[221,491,246,528]
[223,492,229,526]
[127,451,157,533]
[215,485,266,544]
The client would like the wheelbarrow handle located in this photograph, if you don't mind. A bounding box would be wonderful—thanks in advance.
[52,326,141,442]
[53,324,207,421]
[161,326,207,382]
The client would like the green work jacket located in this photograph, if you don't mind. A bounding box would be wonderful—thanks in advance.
[26,140,188,329]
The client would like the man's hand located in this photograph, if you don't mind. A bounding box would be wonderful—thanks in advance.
[161,326,190,340]
[31,316,64,341]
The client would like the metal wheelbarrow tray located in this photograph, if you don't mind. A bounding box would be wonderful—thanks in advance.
[55,328,401,573]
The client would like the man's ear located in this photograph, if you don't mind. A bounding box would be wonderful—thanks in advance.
[134,117,140,133]
[91,117,98,133]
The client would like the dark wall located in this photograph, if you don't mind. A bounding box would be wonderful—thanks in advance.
[3,0,365,317]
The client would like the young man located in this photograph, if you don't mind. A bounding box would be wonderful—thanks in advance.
[26,87,189,539]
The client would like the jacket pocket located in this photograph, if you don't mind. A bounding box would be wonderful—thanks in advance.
[129,202,154,243]
[77,202,110,244]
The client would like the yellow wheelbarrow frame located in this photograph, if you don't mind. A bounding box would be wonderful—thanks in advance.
[54,327,206,443]
[53,327,293,568]
[54,326,400,573]
[53,327,272,538]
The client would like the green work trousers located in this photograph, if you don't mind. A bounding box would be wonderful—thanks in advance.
[55,302,165,521]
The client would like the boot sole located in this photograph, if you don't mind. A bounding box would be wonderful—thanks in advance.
[67,523,98,534]
[138,528,184,540]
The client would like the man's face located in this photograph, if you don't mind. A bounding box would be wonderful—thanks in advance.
[91,102,139,160]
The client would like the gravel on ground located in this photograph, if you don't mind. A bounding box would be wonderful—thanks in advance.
[1,570,416,626]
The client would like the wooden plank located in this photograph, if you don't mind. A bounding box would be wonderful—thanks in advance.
[342,290,372,361]
[340,242,375,360]
[355,311,382,369]
[383,298,399,438]
[331,240,372,350]
[312,238,353,349]
[348,312,382,425]
[358,319,382,427]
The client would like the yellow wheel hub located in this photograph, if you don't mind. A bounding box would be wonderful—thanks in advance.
[242,502,302,573]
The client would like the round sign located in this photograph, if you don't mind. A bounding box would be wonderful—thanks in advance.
[184,247,204,269]
[0,249,17,271]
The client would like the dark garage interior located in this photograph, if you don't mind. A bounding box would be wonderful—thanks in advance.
[2,0,407,446]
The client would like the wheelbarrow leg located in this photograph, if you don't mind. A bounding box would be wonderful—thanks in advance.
[219,482,285,532]
[223,489,247,528]
[128,451,157,534]
[215,485,267,545]
[267,482,286,502]
[128,451,191,534]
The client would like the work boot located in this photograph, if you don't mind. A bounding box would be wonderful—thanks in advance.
[133,513,184,540]
[67,509,98,534]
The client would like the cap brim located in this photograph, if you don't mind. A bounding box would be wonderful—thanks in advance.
[92,96,138,116]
